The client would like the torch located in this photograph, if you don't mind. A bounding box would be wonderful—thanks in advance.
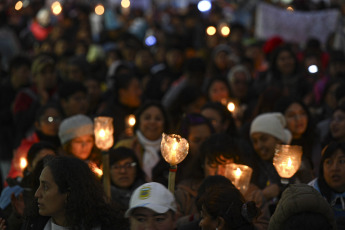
[160,133,189,193]
[94,116,114,197]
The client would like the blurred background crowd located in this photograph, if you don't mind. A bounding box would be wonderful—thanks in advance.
[1,0,345,229]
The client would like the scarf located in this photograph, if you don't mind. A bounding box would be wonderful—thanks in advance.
[136,130,161,181]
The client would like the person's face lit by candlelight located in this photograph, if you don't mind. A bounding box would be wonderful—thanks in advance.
[70,135,94,160]
[204,155,234,177]
[139,106,164,141]
[110,157,137,189]
[251,132,282,161]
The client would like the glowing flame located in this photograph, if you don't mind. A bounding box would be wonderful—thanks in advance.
[98,129,106,138]
[235,167,242,178]
[15,1,23,10]
[51,1,62,15]
[128,115,136,127]
[95,4,104,15]
[287,158,292,168]
[227,102,235,112]
[221,26,230,36]
[20,157,27,170]
[206,26,216,36]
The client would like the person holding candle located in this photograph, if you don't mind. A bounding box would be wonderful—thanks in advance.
[125,182,177,230]
[201,102,238,137]
[249,112,292,205]
[197,175,258,230]
[176,113,214,181]
[309,142,345,228]
[58,114,102,169]
[6,103,62,182]
[108,147,146,211]
[21,156,127,230]
[274,96,319,178]
[175,133,269,230]
[100,73,143,142]
[115,101,171,183]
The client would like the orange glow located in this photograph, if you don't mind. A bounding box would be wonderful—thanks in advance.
[206,26,216,36]
[121,0,130,8]
[15,1,23,10]
[51,1,62,15]
[95,4,105,15]
[221,26,230,36]
[20,157,27,170]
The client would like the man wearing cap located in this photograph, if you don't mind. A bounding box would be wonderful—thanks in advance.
[125,182,177,230]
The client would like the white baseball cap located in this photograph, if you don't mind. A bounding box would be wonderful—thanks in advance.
[125,182,177,217]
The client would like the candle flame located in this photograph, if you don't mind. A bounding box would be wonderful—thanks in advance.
[128,115,136,127]
[235,167,242,178]
[287,158,292,168]
[20,157,27,169]
[99,129,106,138]
[227,102,235,112]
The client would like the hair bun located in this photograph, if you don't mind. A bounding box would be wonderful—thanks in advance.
[241,201,259,222]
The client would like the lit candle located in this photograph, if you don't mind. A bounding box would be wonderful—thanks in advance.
[273,144,302,183]
[224,163,252,195]
[20,157,27,170]
[161,133,189,193]
[227,102,236,113]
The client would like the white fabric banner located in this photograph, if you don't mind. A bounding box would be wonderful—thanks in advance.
[255,2,340,45]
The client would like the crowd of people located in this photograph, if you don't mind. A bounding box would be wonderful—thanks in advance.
[1,0,345,229]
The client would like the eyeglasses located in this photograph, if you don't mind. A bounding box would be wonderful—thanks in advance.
[40,116,61,123]
[111,162,137,170]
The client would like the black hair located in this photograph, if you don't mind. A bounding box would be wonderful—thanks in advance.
[269,45,300,77]
[201,102,238,137]
[58,81,87,100]
[108,147,146,183]
[197,175,258,230]
[204,76,231,101]
[318,141,345,202]
[43,156,127,229]
[34,102,62,122]
[178,113,214,139]
[133,100,171,133]
[27,141,57,169]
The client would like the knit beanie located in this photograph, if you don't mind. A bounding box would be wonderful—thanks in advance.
[250,112,292,144]
[58,114,94,145]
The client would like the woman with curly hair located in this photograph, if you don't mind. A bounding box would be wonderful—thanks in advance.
[22,156,127,230]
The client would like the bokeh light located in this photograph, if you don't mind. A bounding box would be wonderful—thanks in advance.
[121,0,130,8]
[198,0,211,12]
[95,4,105,15]
[145,35,157,46]
[221,25,230,36]
[15,1,23,11]
[51,1,62,15]
[206,26,216,36]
